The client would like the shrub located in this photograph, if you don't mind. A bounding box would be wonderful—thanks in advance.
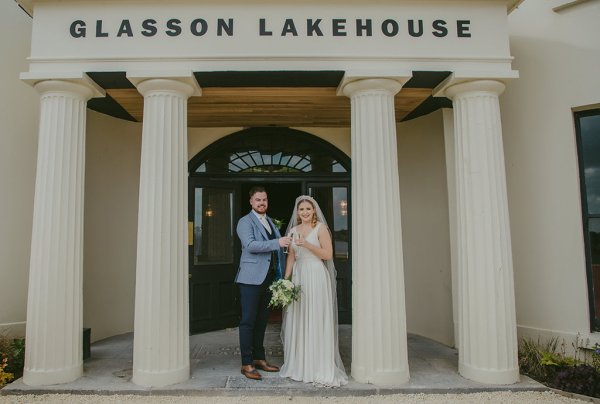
[6,338,25,380]
[593,343,600,371]
[0,335,25,388]
[519,336,600,399]
[0,354,14,387]
[519,337,566,381]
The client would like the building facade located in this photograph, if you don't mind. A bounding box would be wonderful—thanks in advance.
[0,0,598,389]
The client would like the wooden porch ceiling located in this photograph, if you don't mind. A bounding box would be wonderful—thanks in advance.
[106,86,434,128]
[86,71,452,127]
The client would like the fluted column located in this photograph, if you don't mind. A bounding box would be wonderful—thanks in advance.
[23,80,95,386]
[445,80,519,384]
[132,79,194,387]
[342,78,409,386]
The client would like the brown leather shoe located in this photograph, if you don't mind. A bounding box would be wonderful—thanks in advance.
[253,359,280,372]
[241,366,262,380]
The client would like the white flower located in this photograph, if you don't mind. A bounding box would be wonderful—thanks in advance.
[268,279,301,308]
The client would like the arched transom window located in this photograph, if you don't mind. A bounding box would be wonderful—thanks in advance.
[191,128,349,175]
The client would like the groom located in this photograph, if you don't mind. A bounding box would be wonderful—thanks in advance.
[235,186,291,380]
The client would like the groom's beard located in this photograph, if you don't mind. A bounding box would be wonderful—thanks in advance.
[253,206,267,214]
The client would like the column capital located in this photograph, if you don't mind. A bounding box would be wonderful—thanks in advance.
[21,72,105,98]
[127,72,201,97]
[33,79,99,101]
[341,78,404,98]
[135,78,196,99]
[445,80,505,100]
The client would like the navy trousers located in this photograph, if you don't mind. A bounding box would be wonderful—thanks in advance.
[238,270,274,365]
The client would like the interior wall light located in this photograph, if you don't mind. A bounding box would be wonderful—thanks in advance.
[339,199,348,216]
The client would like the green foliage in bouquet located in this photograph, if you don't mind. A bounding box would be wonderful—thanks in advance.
[268,279,301,308]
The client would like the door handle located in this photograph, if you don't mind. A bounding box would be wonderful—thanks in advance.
[188,221,193,246]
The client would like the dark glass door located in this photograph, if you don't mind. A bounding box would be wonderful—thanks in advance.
[309,183,352,324]
[188,181,241,334]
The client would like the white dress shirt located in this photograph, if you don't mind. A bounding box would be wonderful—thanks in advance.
[252,210,272,234]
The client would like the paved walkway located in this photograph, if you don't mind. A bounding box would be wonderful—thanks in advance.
[2,324,546,397]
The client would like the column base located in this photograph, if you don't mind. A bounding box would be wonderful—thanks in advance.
[352,364,410,387]
[459,362,520,385]
[132,364,190,387]
[23,363,82,386]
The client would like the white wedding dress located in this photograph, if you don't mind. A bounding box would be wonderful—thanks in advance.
[279,223,348,387]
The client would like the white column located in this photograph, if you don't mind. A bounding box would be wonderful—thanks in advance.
[445,80,519,384]
[132,79,193,387]
[23,80,94,386]
[342,78,409,386]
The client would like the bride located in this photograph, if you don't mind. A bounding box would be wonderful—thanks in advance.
[279,195,348,387]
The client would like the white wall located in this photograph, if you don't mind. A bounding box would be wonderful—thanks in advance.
[293,127,351,157]
[188,127,243,160]
[0,1,38,337]
[503,0,600,344]
[83,111,141,342]
[189,126,351,160]
[398,111,454,347]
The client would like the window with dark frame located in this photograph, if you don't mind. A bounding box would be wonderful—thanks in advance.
[191,128,349,175]
[575,108,600,332]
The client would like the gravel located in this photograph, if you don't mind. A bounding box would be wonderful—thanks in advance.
[0,391,591,403]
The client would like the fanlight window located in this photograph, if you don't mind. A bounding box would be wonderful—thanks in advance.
[192,129,348,174]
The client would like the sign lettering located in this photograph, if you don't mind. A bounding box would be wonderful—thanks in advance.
[69,18,472,39]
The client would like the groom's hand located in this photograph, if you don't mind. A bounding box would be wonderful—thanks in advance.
[278,236,292,248]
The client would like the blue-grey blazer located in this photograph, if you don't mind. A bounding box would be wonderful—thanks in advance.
[235,211,284,285]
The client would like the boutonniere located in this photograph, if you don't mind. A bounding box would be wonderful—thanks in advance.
[271,218,285,229]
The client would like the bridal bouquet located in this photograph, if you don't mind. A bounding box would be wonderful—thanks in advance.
[268,279,301,308]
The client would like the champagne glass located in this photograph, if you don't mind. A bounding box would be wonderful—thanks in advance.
[295,231,303,246]
[283,230,292,254]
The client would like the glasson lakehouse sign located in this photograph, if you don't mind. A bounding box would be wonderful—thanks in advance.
[69,17,473,39]
[26,1,511,64]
